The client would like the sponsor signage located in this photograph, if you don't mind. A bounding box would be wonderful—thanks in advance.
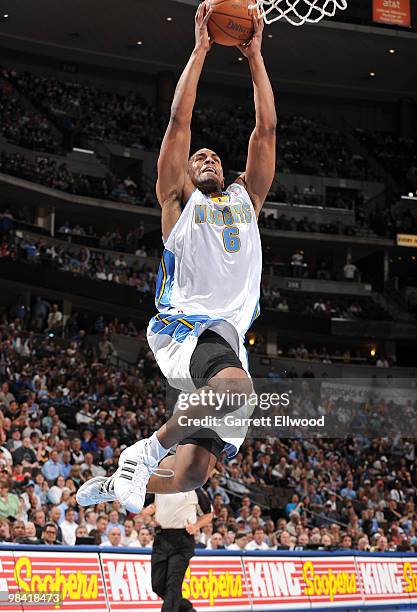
[373,0,411,26]
[101,553,250,611]
[243,556,363,609]
[1,548,417,610]
[0,550,107,611]
[397,233,417,247]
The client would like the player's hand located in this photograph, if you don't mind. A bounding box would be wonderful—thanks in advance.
[195,1,213,52]
[238,13,264,59]
[185,521,199,535]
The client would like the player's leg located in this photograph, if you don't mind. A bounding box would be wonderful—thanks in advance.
[77,330,249,509]
[156,366,251,450]
[112,365,250,510]
[76,443,217,508]
[147,443,218,493]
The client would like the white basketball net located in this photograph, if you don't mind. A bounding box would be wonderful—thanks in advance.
[252,0,348,25]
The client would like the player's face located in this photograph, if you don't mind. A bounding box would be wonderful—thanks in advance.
[189,149,224,195]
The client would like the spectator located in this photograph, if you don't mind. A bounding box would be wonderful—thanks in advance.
[343,260,359,282]
[33,510,46,539]
[227,531,248,551]
[12,437,38,467]
[84,510,97,535]
[46,304,63,335]
[107,509,125,535]
[24,521,39,544]
[207,532,225,550]
[0,481,20,519]
[340,481,356,501]
[246,527,270,551]
[135,527,153,549]
[285,494,301,516]
[0,518,10,542]
[42,450,64,482]
[0,383,15,409]
[10,520,26,542]
[41,523,61,545]
[96,514,109,544]
[60,508,78,545]
[80,452,106,477]
[100,527,123,548]
[122,518,139,546]
[207,476,230,506]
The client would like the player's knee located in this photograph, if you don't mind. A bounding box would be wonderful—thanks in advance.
[229,376,253,399]
[211,375,253,414]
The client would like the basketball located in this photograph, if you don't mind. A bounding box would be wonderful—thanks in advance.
[207,0,254,46]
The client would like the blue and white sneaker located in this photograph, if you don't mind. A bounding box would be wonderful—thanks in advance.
[113,439,173,513]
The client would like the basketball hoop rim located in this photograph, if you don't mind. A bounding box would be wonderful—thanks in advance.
[250,0,348,26]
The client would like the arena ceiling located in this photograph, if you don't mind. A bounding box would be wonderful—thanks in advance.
[0,0,416,100]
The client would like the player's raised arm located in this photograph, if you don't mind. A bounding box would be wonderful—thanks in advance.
[236,15,277,217]
[156,2,213,240]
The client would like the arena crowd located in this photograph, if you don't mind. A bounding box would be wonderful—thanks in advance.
[0,312,415,552]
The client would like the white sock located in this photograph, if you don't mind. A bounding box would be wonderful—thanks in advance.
[147,432,170,462]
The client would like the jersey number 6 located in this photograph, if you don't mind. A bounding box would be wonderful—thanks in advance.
[222,227,241,253]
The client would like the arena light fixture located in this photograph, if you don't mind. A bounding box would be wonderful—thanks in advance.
[166,17,173,21]
[389,48,396,54]
[73,147,94,154]
[369,71,376,77]
[136,41,143,45]
[238,57,243,61]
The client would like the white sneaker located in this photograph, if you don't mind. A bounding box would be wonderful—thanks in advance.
[113,439,173,513]
[76,473,118,506]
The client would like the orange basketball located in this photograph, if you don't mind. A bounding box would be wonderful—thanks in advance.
[208,0,254,47]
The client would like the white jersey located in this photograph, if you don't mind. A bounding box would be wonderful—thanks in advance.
[154,183,261,337]
[146,183,261,456]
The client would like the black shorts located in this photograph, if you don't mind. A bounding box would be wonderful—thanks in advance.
[178,329,244,459]
[189,329,243,388]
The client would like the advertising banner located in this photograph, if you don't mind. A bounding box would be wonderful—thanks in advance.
[403,556,417,607]
[1,550,107,612]
[373,0,411,27]
[0,551,23,611]
[100,553,159,611]
[355,555,413,608]
[244,556,308,610]
[305,556,363,608]
[2,547,417,611]
[397,233,417,247]
[101,553,250,611]
[183,555,251,611]
[243,555,363,609]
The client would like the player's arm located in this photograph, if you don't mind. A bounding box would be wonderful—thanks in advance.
[156,2,213,241]
[236,16,277,217]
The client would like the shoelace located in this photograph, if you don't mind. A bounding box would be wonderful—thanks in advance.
[119,442,174,484]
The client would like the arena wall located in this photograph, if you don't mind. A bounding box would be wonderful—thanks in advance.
[1,544,416,611]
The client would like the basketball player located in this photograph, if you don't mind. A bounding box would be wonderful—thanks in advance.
[77,1,276,512]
